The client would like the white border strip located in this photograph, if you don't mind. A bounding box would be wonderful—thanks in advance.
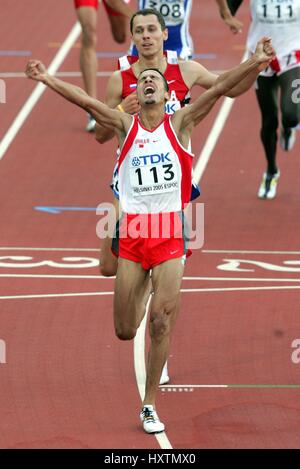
[0,22,81,161]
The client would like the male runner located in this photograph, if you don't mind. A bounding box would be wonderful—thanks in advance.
[25,37,274,432]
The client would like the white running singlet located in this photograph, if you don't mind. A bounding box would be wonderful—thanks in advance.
[247,0,300,75]
[118,114,194,214]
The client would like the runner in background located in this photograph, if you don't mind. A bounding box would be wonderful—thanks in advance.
[74,0,134,131]
[223,0,300,199]
[129,1,243,60]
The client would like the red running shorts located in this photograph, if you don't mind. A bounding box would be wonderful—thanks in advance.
[118,212,191,271]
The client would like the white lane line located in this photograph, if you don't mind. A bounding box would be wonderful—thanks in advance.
[0,72,112,78]
[0,22,81,161]
[0,291,114,300]
[134,298,173,449]
[2,247,299,254]
[203,250,300,254]
[181,276,300,282]
[181,286,300,293]
[0,274,112,279]
[3,284,300,300]
[1,274,300,282]
[160,384,300,389]
[0,70,225,79]
[0,247,99,251]
[193,96,234,182]
[160,385,228,388]
[193,51,247,184]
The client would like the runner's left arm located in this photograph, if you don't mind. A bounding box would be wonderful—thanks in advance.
[182,37,275,97]
[215,0,243,33]
[173,38,274,133]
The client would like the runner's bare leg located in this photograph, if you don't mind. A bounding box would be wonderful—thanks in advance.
[76,6,98,98]
[143,257,184,407]
[114,258,151,340]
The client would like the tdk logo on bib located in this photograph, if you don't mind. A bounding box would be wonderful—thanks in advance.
[131,157,141,167]
[131,153,171,166]
[165,100,181,115]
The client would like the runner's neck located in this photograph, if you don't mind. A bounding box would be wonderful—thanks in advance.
[138,107,165,131]
[133,54,167,79]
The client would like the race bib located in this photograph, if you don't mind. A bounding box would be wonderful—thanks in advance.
[254,0,298,24]
[165,98,181,114]
[144,0,185,25]
[129,152,179,196]
[165,90,181,115]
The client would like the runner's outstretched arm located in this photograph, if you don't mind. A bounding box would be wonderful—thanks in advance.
[184,36,275,98]
[95,71,140,144]
[220,35,275,97]
[25,60,130,133]
[173,37,275,133]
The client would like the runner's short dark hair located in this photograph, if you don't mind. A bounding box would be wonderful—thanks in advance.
[139,68,169,92]
[130,8,166,33]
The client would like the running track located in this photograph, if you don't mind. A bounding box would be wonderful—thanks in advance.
[1,0,300,449]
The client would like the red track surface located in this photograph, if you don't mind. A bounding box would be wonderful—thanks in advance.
[1,0,300,449]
